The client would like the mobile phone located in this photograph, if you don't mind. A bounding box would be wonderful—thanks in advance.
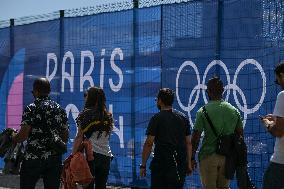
[259,115,264,120]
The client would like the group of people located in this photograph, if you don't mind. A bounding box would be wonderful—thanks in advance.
[10,61,284,189]
[140,78,242,189]
[140,62,284,189]
[12,78,113,189]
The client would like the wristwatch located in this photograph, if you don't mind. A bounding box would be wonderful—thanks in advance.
[140,164,146,169]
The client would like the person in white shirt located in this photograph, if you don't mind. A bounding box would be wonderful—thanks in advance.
[261,61,284,189]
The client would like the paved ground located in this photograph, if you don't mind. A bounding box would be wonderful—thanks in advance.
[0,174,131,189]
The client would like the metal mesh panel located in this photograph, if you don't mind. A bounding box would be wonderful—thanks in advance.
[0,20,10,29]
[14,12,60,26]
[262,0,284,42]
[0,27,10,168]
[65,1,133,18]
[139,0,196,8]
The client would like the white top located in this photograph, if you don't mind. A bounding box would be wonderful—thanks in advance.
[271,91,284,164]
[89,131,112,157]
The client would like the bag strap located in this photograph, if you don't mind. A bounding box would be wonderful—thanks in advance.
[82,120,101,133]
[202,106,220,138]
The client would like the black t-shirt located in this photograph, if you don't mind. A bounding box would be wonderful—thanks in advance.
[146,109,191,166]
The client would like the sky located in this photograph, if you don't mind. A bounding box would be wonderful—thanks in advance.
[0,0,122,21]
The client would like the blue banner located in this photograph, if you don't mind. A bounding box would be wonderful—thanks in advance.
[0,1,283,188]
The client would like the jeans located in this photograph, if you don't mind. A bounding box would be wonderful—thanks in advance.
[263,162,284,189]
[84,152,111,189]
[20,155,62,189]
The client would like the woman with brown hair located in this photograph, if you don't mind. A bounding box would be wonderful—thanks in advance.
[72,87,113,189]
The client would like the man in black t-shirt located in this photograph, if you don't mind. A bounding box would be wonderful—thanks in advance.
[140,88,192,189]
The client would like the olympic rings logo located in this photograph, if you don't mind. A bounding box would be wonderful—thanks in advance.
[176,59,266,127]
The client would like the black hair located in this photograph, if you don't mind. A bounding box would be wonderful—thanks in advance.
[157,88,175,106]
[274,61,284,76]
[33,77,51,96]
[207,76,224,98]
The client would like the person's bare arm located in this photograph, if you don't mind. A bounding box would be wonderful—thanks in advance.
[140,135,155,177]
[185,135,192,175]
[61,128,69,143]
[191,129,201,171]
[191,130,201,159]
[72,127,83,154]
[235,127,244,137]
[265,116,284,137]
[12,125,31,143]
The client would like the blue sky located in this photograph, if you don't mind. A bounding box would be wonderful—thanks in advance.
[0,0,122,21]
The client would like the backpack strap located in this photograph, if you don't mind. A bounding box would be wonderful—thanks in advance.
[202,106,220,138]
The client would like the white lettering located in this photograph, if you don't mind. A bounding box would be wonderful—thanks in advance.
[65,104,80,136]
[100,49,105,89]
[109,48,123,92]
[46,53,57,82]
[62,51,75,92]
[80,51,94,91]
[109,104,124,148]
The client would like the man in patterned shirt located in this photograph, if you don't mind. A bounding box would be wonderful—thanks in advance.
[12,77,69,189]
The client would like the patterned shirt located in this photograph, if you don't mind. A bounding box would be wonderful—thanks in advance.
[21,96,68,160]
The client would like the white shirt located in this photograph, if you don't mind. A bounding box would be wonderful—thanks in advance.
[89,131,112,157]
[271,91,284,164]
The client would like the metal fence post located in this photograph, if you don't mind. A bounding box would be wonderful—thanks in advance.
[131,0,138,185]
[58,10,64,103]
[160,4,163,88]
[10,19,14,60]
[8,19,14,117]
[215,0,223,77]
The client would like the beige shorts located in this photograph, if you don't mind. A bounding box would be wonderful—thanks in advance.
[199,153,230,189]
